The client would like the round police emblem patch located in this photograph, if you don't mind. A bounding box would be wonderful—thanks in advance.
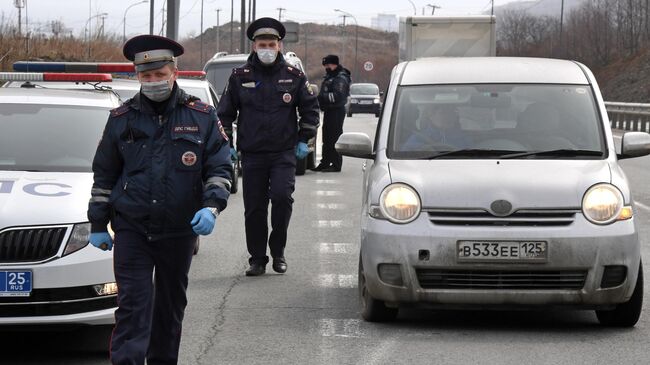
[182,151,197,166]
[283,93,292,103]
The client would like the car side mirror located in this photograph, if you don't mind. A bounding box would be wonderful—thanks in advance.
[335,132,374,159]
[618,131,650,159]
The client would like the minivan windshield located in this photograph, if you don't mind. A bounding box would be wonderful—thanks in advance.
[388,84,605,159]
[0,104,110,172]
[350,84,379,95]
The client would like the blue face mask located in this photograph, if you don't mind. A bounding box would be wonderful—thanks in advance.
[257,48,278,65]
[141,78,173,102]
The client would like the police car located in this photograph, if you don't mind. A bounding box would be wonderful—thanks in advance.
[203,52,317,175]
[0,72,119,326]
[8,62,238,194]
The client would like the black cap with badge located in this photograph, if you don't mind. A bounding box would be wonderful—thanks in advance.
[123,34,184,72]
[246,17,286,41]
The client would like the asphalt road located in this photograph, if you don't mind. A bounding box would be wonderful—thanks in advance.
[2,116,649,365]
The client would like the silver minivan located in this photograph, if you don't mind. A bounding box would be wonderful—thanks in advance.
[336,57,650,326]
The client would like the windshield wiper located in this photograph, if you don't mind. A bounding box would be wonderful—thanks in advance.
[416,149,526,159]
[500,149,604,159]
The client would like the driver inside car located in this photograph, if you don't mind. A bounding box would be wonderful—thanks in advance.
[402,104,471,151]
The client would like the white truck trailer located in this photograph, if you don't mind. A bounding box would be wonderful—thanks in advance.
[399,15,496,62]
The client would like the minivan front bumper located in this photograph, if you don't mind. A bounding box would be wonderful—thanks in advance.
[361,213,640,309]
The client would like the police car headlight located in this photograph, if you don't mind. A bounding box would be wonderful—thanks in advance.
[379,183,421,224]
[63,223,90,256]
[373,98,380,104]
[582,184,631,224]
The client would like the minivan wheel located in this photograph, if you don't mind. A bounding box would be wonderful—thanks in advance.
[347,111,353,117]
[359,255,398,322]
[596,261,643,327]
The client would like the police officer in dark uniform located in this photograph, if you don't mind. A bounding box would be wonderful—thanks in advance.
[315,54,351,172]
[87,35,232,365]
[217,17,320,276]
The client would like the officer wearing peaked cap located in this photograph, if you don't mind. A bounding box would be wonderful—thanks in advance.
[88,34,232,365]
[218,18,320,277]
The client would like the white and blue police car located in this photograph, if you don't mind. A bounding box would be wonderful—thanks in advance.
[0,72,119,326]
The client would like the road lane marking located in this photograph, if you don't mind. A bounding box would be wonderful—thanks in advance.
[318,274,356,288]
[318,319,365,338]
[313,190,343,197]
[636,201,650,212]
[315,179,340,184]
[319,243,354,254]
[313,220,350,228]
[315,203,348,210]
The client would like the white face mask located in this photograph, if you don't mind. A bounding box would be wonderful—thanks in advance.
[257,48,278,65]
[141,78,173,102]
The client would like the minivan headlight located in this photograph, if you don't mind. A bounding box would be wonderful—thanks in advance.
[63,223,90,256]
[379,183,421,224]
[582,184,630,224]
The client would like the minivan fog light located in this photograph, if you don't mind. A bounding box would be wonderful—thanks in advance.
[94,282,118,296]
[582,184,625,224]
[380,183,421,224]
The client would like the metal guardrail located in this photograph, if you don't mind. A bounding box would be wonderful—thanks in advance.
[605,101,650,133]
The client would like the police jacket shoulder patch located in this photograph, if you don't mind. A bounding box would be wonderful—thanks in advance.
[110,103,133,117]
[185,99,212,114]
[286,66,303,78]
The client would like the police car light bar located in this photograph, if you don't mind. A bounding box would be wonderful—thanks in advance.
[177,71,206,78]
[13,61,133,73]
[0,72,112,82]
[13,62,205,78]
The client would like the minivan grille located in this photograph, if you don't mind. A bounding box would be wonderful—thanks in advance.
[426,209,578,226]
[416,269,587,290]
[0,227,67,262]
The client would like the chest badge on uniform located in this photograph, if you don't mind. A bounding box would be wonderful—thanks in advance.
[182,151,197,166]
[283,93,292,103]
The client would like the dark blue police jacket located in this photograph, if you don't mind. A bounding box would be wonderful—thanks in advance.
[88,85,232,241]
[217,53,320,153]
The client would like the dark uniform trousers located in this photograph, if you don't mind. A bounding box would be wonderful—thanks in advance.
[322,107,346,170]
[242,150,296,265]
[110,218,196,365]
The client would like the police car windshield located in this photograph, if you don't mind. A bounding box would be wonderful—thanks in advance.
[0,104,110,172]
[205,63,240,95]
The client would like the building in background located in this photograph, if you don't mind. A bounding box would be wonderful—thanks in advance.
[371,14,398,33]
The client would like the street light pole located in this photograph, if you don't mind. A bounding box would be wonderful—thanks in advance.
[124,0,148,44]
[216,8,222,52]
[200,0,204,65]
[406,0,417,15]
[335,9,358,79]
[85,12,108,60]
[427,4,441,15]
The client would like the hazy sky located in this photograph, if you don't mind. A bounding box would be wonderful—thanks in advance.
[1,0,518,39]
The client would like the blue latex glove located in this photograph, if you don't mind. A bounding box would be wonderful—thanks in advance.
[191,208,216,235]
[89,232,113,251]
[230,147,238,161]
[295,142,309,159]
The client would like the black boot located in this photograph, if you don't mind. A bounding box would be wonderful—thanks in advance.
[245,263,266,276]
[272,257,287,273]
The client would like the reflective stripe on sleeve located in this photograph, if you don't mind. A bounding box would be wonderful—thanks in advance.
[205,176,231,192]
[89,196,110,203]
[91,188,112,196]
